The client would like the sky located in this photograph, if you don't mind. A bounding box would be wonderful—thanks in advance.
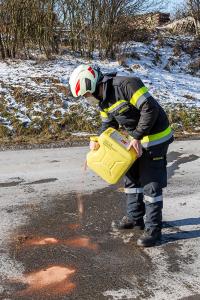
[143,0,186,15]
[161,0,186,14]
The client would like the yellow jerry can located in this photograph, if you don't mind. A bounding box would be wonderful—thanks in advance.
[87,128,137,184]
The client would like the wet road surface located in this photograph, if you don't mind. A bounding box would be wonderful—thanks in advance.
[2,187,151,299]
[0,141,200,299]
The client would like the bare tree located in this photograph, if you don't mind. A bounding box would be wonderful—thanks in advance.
[44,0,164,58]
[187,0,200,35]
[0,0,59,59]
[0,0,164,59]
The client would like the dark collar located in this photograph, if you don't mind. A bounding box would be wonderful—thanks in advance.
[94,73,117,98]
[98,73,117,109]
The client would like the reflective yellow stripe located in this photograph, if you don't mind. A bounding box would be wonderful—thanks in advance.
[141,126,172,144]
[104,100,127,113]
[153,157,164,160]
[100,110,112,123]
[118,106,129,114]
[130,86,148,106]
[100,111,108,118]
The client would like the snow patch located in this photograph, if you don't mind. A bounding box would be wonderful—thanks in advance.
[103,288,139,299]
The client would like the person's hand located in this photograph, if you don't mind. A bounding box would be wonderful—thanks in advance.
[90,141,100,151]
[127,139,143,157]
[120,130,129,137]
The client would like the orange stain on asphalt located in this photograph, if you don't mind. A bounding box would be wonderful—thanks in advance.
[18,266,76,297]
[67,223,80,230]
[64,237,98,250]
[26,237,59,246]
[23,236,98,251]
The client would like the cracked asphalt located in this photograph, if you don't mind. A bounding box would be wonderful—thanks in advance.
[0,140,200,300]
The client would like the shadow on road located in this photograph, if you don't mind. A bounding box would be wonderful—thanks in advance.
[164,217,200,227]
[162,229,200,244]
[167,151,199,179]
[162,217,200,244]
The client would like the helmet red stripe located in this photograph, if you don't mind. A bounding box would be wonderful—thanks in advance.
[88,67,95,78]
[75,79,80,96]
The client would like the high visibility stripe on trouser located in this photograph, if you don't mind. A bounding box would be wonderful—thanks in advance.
[144,195,163,203]
[124,187,143,194]
[141,126,173,148]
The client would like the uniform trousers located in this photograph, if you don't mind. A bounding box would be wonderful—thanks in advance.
[124,144,169,231]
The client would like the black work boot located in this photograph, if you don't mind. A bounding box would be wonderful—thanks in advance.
[118,216,144,230]
[137,228,161,247]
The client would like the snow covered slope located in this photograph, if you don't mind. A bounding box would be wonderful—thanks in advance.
[0,35,199,138]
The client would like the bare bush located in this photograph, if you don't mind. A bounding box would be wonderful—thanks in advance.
[0,0,163,59]
[173,0,200,36]
[187,0,200,35]
[0,0,59,59]
[188,57,200,74]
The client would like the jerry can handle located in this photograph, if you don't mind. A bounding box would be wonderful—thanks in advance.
[90,136,99,142]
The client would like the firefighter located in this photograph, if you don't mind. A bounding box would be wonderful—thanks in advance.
[69,65,174,247]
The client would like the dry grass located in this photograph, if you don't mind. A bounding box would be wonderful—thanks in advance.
[188,58,200,75]
[166,105,200,135]
[1,105,199,146]
[31,76,60,84]
[1,75,199,147]
[0,103,100,145]
[0,125,11,138]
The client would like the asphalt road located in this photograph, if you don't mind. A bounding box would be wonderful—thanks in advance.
[0,140,200,300]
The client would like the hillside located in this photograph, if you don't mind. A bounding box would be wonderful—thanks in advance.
[0,34,199,146]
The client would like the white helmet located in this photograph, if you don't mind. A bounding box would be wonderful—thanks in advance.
[69,64,99,97]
